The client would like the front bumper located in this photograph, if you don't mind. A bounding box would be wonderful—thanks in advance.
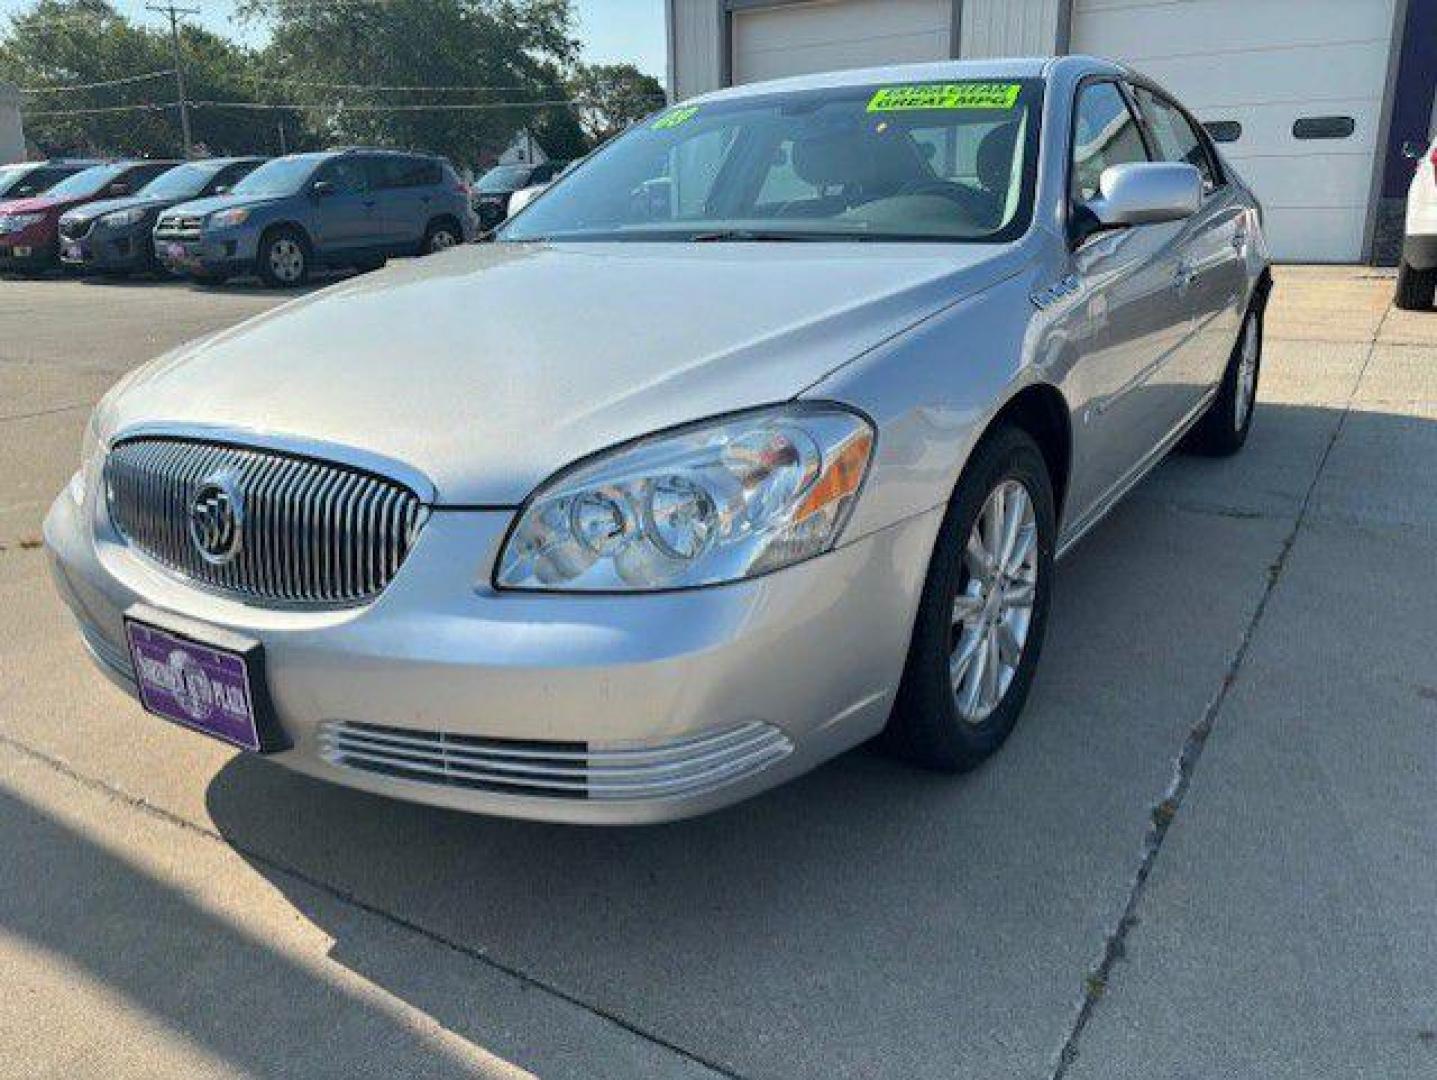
[153,230,258,278]
[45,479,939,823]
[0,230,57,270]
[1404,232,1437,272]
[59,226,152,271]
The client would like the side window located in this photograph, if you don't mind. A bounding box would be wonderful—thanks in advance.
[15,166,68,195]
[385,157,441,187]
[1070,81,1150,202]
[317,159,368,194]
[1133,86,1219,192]
[213,162,254,190]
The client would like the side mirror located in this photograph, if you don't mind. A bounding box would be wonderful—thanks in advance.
[1072,162,1201,247]
[311,180,334,198]
[1402,140,1426,161]
[213,184,230,195]
[107,182,130,196]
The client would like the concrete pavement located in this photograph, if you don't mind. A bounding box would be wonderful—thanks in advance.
[0,267,1432,1078]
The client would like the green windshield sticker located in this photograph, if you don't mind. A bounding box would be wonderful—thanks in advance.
[653,106,699,130]
[866,82,1021,113]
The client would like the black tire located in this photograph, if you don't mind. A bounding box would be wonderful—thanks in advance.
[190,271,228,287]
[1186,303,1263,456]
[1395,260,1437,311]
[354,256,387,273]
[881,426,1056,771]
[256,226,310,288]
[420,217,462,255]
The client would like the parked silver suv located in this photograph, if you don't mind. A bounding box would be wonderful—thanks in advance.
[48,57,1269,823]
[154,148,478,286]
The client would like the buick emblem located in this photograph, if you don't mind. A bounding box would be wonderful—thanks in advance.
[188,475,244,565]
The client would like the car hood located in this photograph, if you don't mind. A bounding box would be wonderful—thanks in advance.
[0,194,66,215]
[63,194,173,222]
[100,240,1026,505]
[162,193,281,218]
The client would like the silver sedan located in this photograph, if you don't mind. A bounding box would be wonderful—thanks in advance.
[45,56,1270,823]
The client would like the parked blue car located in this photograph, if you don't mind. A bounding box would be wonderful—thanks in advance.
[154,148,478,286]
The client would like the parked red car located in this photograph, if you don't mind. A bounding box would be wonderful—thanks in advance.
[0,160,178,273]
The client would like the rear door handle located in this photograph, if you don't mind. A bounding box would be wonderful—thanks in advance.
[1174,262,1198,292]
[1231,231,1248,253]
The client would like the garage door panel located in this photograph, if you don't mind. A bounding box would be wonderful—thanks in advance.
[1204,99,1379,162]
[1073,0,1392,57]
[1262,208,1368,264]
[731,0,951,85]
[1127,47,1388,112]
[1225,154,1375,211]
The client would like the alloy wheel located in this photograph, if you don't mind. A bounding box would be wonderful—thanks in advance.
[949,479,1038,724]
[428,229,459,252]
[1234,313,1259,429]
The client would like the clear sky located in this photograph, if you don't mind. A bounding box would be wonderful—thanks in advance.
[0,0,668,79]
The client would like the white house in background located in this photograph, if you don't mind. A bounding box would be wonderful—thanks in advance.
[665,0,1437,263]
[0,83,23,163]
[499,128,549,165]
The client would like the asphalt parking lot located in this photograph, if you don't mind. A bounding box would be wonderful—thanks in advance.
[1,266,1434,1079]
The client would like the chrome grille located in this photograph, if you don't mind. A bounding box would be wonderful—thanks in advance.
[59,217,94,240]
[154,215,202,240]
[105,438,426,606]
[320,720,793,801]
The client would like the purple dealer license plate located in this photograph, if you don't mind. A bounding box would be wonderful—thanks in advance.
[125,620,261,751]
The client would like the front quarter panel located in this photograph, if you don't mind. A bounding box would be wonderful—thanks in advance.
[805,263,1062,541]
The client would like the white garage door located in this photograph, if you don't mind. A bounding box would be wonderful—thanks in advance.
[1072,0,1396,262]
[731,0,952,86]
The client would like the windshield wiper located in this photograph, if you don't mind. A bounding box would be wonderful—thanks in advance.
[689,229,833,243]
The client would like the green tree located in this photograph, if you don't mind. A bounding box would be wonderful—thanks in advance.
[569,63,666,145]
[0,0,301,157]
[241,0,587,167]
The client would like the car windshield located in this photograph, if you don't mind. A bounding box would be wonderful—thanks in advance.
[136,162,222,199]
[500,79,1043,244]
[0,165,30,197]
[476,165,534,193]
[42,163,128,200]
[230,156,319,197]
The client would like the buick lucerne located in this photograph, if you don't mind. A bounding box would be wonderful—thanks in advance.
[45,57,1271,824]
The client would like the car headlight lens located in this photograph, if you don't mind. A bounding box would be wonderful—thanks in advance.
[495,405,874,592]
[0,212,44,232]
[102,207,146,228]
[208,207,250,229]
[71,412,102,504]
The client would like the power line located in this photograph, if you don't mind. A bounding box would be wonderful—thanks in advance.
[147,3,200,158]
[22,102,180,119]
[20,70,177,94]
[193,98,587,112]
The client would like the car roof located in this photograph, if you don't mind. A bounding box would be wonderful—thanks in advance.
[688,55,1122,105]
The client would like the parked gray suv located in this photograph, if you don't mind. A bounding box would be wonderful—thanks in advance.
[153,148,478,286]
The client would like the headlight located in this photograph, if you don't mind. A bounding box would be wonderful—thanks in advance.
[70,412,102,504]
[0,212,43,232]
[208,207,250,229]
[102,207,146,228]
[495,405,874,592]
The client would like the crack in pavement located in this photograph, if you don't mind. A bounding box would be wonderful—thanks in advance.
[0,402,95,424]
[1050,305,1395,1071]
[0,730,745,1080]
[1049,304,1393,1079]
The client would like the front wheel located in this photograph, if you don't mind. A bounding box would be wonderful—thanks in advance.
[882,426,1056,771]
[257,227,310,287]
[421,219,462,255]
[1186,304,1262,456]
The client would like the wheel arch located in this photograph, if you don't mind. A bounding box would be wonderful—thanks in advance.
[979,383,1073,524]
[258,220,314,252]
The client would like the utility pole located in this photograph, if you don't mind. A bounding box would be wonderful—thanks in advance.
[147,3,200,158]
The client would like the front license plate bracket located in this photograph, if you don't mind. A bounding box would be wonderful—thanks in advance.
[123,603,290,753]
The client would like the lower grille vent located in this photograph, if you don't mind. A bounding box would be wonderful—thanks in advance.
[319,720,792,801]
